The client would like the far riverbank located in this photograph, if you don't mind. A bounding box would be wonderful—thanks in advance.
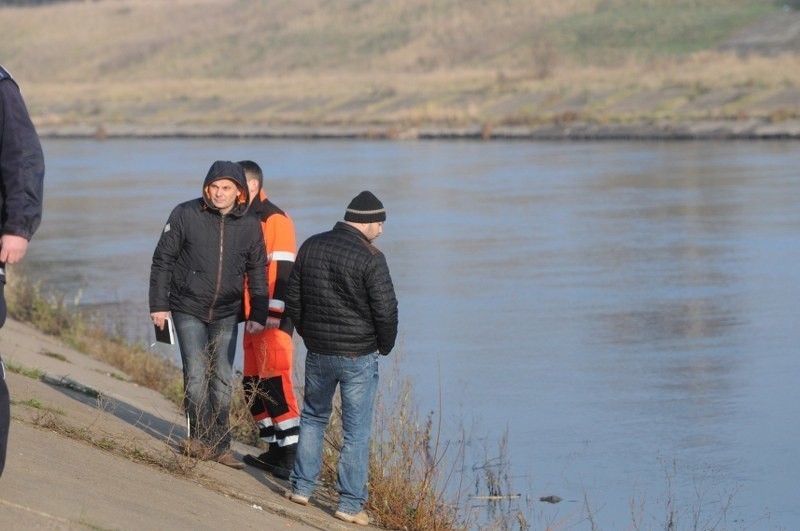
[35,117,800,141]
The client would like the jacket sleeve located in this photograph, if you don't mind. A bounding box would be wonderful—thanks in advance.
[244,217,270,325]
[285,245,304,336]
[365,252,398,355]
[149,206,184,312]
[265,212,296,321]
[0,79,45,240]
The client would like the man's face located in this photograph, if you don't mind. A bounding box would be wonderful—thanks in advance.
[207,178,240,214]
[363,221,383,242]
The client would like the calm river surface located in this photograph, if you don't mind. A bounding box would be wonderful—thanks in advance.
[18,138,799,529]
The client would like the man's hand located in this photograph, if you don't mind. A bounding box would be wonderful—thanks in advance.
[151,311,170,330]
[0,235,29,264]
[265,316,281,330]
[245,320,265,334]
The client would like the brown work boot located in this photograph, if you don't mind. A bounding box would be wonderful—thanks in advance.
[334,510,369,526]
[214,449,245,470]
[178,439,212,459]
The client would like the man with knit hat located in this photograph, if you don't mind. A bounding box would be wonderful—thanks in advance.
[285,190,398,526]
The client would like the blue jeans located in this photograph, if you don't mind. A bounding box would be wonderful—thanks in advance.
[291,351,379,515]
[172,311,238,453]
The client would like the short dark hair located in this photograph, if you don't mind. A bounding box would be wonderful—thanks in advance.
[238,160,263,189]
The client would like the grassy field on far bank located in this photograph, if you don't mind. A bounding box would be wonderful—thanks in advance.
[2,0,800,133]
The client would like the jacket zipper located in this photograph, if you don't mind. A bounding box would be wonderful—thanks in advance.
[208,214,225,322]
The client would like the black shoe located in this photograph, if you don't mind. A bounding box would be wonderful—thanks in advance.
[243,442,281,471]
[264,443,296,480]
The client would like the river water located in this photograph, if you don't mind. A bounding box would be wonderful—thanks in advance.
[17,138,799,529]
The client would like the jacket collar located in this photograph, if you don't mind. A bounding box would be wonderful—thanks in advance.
[334,221,369,241]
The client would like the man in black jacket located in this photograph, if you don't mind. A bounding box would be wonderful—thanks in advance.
[149,160,269,469]
[285,191,398,526]
[0,65,45,478]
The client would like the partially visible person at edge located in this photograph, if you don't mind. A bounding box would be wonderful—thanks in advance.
[285,191,398,527]
[237,160,301,478]
[149,160,268,470]
[0,65,45,478]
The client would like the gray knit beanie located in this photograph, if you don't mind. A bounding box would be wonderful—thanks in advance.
[344,191,386,223]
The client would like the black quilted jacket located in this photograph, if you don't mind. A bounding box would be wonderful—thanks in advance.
[286,222,398,356]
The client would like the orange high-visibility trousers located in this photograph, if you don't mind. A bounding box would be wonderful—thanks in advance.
[242,327,300,447]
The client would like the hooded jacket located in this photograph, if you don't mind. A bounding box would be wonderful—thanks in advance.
[149,161,269,324]
[286,221,398,356]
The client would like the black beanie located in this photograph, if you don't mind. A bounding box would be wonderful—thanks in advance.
[344,191,386,223]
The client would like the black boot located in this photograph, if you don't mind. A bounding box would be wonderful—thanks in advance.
[242,442,282,471]
[265,443,297,480]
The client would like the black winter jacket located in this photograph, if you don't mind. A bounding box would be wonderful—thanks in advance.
[149,161,269,324]
[0,67,44,242]
[286,222,398,356]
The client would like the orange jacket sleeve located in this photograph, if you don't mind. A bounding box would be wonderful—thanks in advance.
[264,205,296,319]
[243,191,296,323]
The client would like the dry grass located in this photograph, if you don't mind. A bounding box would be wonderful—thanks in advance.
[310,354,531,530]
[315,382,465,530]
[0,0,599,81]
[5,275,265,449]
[3,0,798,130]
[6,275,184,399]
[20,51,800,131]
[367,370,462,529]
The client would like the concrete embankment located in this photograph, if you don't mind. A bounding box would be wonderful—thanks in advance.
[0,317,355,530]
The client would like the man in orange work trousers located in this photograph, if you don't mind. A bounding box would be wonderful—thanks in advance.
[238,160,300,478]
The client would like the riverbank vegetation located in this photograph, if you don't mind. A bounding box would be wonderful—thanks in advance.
[7,276,184,400]
[2,0,799,134]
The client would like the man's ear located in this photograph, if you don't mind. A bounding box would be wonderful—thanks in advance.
[247,179,260,197]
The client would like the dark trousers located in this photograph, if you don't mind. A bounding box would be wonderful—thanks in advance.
[0,356,8,477]
[0,265,9,476]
